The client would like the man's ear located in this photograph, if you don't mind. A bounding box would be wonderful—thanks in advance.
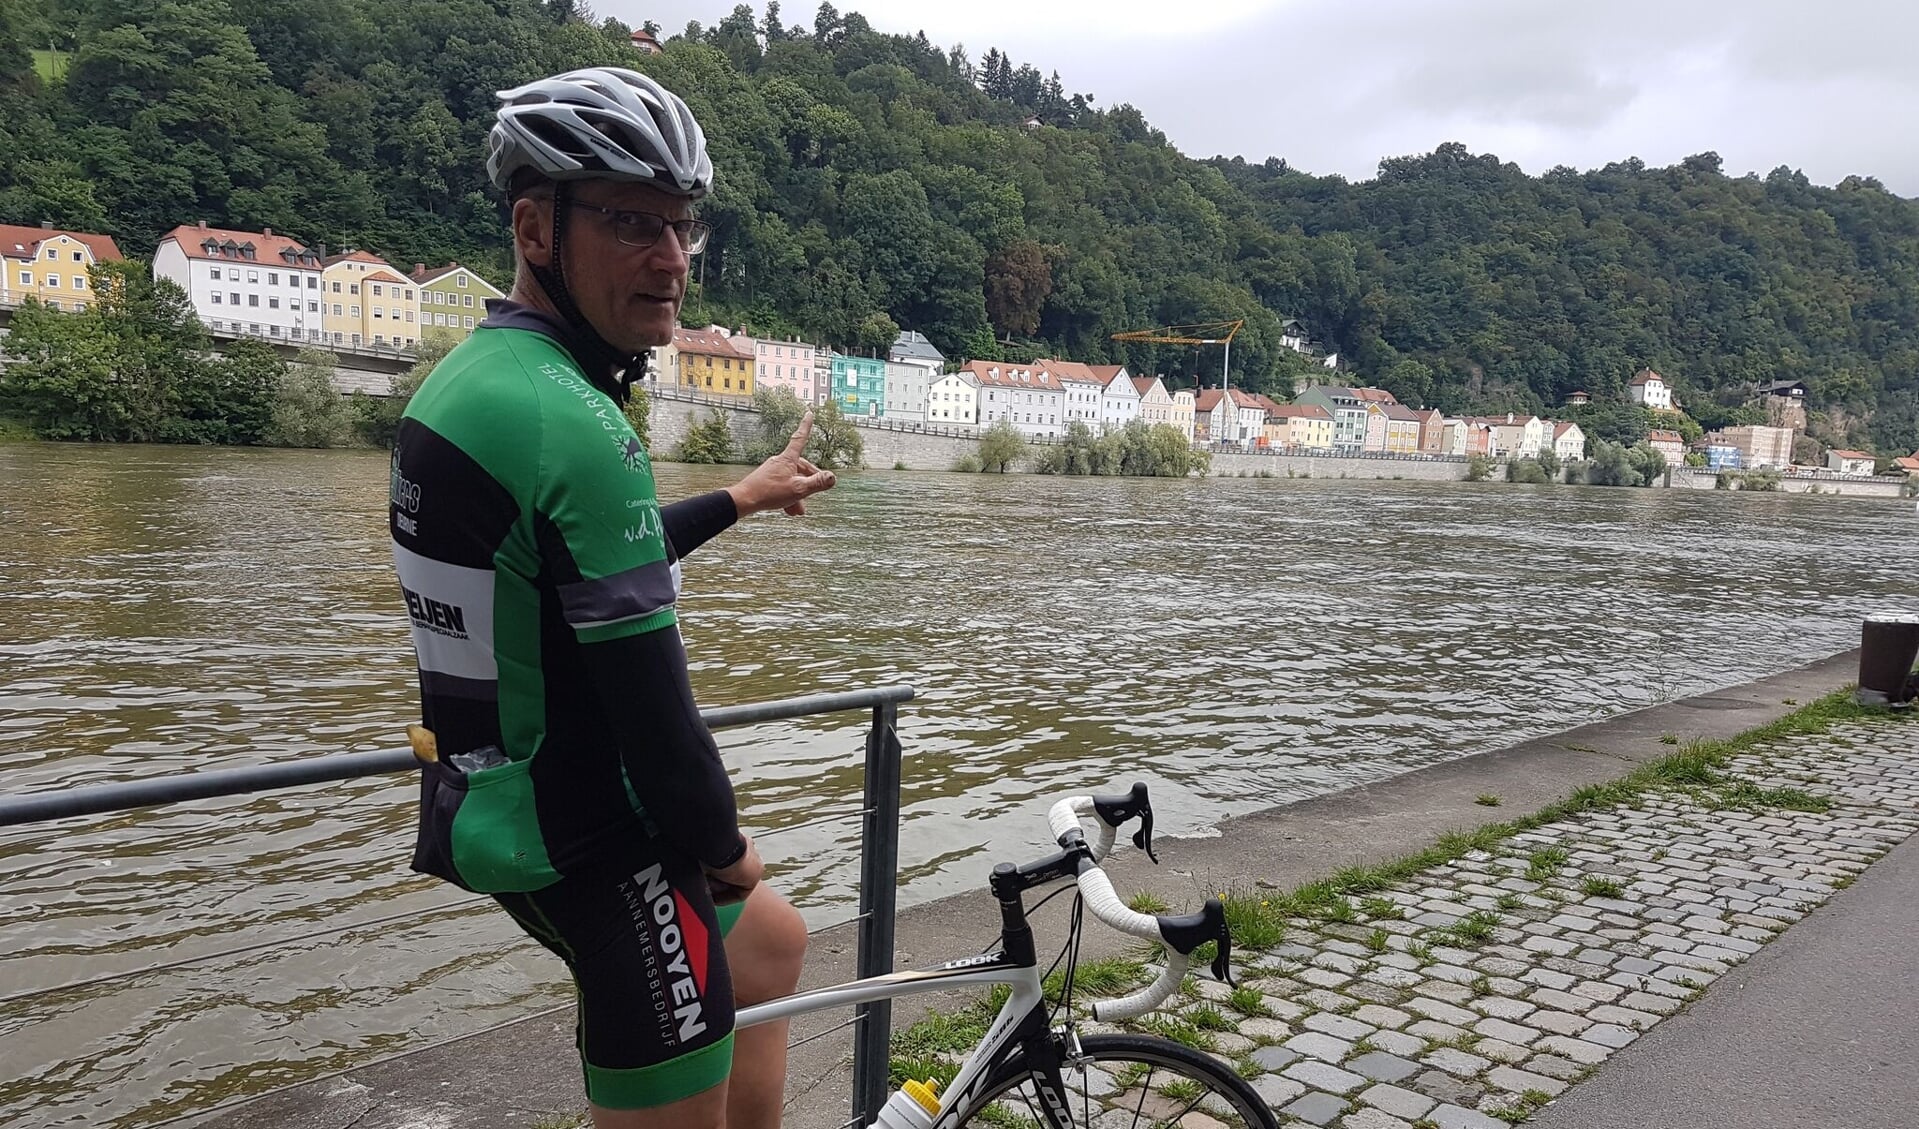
[511,197,553,270]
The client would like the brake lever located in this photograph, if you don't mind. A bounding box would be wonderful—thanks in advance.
[1091,781,1158,863]
[1211,908,1234,985]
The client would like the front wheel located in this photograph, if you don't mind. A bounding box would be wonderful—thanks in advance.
[951,1033,1279,1129]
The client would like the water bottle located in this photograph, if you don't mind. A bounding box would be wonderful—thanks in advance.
[870,1078,941,1129]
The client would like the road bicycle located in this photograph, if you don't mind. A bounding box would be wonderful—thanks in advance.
[736,783,1281,1129]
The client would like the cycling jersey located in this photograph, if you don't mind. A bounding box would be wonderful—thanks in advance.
[390,304,744,894]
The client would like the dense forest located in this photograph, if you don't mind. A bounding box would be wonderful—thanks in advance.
[4,0,1917,451]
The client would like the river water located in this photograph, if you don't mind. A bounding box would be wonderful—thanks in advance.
[0,443,1908,1127]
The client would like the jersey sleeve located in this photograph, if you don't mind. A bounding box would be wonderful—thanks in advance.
[531,377,679,645]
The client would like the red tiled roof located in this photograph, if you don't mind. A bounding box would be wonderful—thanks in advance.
[1088,364,1130,387]
[1267,404,1332,421]
[1630,368,1663,386]
[1352,387,1399,403]
[1038,359,1104,386]
[363,270,410,286]
[1647,429,1683,443]
[0,223,123,263]
[673,326,749,358]
[160,223,319,265]
[958,360,1063,391]
[1830,449,1873,460]
[1130,376,1161,396]
[1382,404,1423,421]
[1553,421,1581,438]
[1894,456,1919,472]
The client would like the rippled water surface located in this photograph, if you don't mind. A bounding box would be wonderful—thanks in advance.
[0,443,1908,1126]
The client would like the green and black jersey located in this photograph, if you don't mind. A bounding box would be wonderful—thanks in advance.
[390,307,741,893]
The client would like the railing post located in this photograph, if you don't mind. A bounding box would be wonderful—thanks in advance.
[850,700,902,1128]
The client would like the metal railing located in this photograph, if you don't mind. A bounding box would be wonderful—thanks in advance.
[0,683,914,1128]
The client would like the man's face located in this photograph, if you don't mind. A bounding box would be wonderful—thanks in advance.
[531,180,693,353]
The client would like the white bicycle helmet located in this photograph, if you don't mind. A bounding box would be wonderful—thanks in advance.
[487,67,713,199]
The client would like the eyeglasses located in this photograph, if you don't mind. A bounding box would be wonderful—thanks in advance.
[563,200,710,254]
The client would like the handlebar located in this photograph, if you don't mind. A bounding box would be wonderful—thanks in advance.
[1042,785,1232,1021]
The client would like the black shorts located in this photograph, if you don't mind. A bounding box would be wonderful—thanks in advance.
[495,851,745,1109]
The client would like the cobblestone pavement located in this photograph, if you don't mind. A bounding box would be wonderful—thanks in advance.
[1099,722,1919,1128]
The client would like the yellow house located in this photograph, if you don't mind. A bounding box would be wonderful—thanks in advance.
[668,326,755,397]
[408,261,504,341]
[321,250,419,349]
[1,223,124,311]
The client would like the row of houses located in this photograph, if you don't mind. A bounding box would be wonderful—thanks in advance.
[0,220,506,351]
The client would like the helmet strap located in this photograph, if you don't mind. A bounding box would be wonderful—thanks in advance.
[526,180,645,403]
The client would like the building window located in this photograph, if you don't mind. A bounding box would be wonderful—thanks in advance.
[457,275,467,288]
[307,276,317,288]
[230,291,240,304]
[268,272,279,285]
[371,284,382,297]
[44,248,56,260]
[404,289,412,301]
[18,271,29,286]
[249,323,260,333]
[405,311,413,322]
[373,308,383,319]
[333,332,342,344]
[332,303,342,316]
[211,292,222,304]
[331,281,341,293]
[72,251,82,262]
[74,276,86,289]
[307,301,317,312]
[350,284,359,295]
[463,293,473,307]
[247,270,258,283]
[350,305,360,317]
[463,316,473,329]
[248,294,259,307]
[375,334,385,345]
[209,266,220,279]
[269,325,280,337]
[269,297,279,309]
[352,333,361,345]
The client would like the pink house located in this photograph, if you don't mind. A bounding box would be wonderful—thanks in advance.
[754,337,827,404]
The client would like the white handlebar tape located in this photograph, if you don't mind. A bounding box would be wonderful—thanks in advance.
[1047,796,1119,861]
[1093,952,1188,1021]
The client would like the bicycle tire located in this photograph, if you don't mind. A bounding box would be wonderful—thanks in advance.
[950,1032,1280,1129]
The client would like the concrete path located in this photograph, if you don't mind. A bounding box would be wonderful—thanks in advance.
[1529,834,1919,1129]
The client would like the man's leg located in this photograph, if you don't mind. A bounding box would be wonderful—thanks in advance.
[722,884,808,1129]
[590,1083,727,1129]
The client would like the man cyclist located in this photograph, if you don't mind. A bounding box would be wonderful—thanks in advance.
[388,67,830,1129]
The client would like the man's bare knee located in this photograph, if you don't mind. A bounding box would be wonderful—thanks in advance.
[727,887,807,1005]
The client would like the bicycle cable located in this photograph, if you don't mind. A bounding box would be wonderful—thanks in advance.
[969,879,1082,957]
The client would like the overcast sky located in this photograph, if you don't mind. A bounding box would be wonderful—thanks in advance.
[605,0,1918,195]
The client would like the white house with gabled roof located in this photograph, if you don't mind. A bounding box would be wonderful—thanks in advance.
[153,221,326,343]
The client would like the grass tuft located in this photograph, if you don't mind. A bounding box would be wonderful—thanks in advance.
[1475,794,1503,807]
[1580,875,1625,898]
[1526,847,1570,882]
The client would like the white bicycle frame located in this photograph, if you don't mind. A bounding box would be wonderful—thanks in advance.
[736,949,1048,1129]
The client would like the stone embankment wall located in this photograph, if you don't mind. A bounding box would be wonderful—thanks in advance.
[1669,468,1903,498]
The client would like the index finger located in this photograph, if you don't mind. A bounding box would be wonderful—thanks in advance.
[783,410,816,457]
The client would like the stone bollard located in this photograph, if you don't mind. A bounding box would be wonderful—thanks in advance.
[1857,613,1919,706]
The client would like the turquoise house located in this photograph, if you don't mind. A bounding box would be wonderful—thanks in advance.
[831,354,887,418]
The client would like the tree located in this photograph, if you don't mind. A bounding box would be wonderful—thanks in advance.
[1534,447,1560,478]
[675,410,736,463]
[1464,454,1493,481]
[264,351,354,447]
[0,300,122,440]
[984,241,1052,339]
[978,419,1023,472]
[623,385,651,450]
[804,398,862,469]
[747,385,808,461]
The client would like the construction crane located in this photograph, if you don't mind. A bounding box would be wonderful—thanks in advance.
[1110,320,1246,395]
